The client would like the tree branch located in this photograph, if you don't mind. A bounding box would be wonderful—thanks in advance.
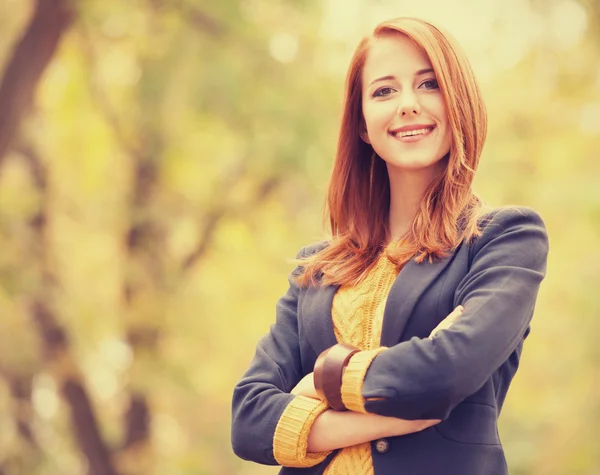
[17,143,119,475]
[0,0,73,164]
[181,171,282,273]
[149,0,225,38]
[0,366,39,451]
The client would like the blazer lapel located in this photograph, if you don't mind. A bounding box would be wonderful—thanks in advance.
[380,253,455,347]
[301,250,457,355]
[301,283,339,358]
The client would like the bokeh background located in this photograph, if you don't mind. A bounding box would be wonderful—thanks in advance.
[0,0,599,474]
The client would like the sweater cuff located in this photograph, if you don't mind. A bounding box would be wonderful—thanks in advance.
[341,347,388,413]
[273,395,331,467]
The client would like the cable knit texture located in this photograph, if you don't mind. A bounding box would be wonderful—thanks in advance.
[273,396,331,467]
[272,249,401,472]
[324,252,400,475]
[341,347,388,413]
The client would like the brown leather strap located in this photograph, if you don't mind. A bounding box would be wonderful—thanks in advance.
[313,347,330,402]
[313,343,359,411]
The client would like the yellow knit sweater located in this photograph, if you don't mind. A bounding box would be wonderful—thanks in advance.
[273,250,401,473]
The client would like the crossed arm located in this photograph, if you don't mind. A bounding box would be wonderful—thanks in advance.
[294,306,463,453]
[232,208,549,466]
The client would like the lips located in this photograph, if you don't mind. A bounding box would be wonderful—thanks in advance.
[389,124,436,138]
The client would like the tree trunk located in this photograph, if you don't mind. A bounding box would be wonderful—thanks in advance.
[18,143,120,475]
[0,0,73,163]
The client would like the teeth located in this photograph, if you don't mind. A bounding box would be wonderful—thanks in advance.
[394,127,433,137]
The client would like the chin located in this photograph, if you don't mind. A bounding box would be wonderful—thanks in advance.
[384,154,445,172]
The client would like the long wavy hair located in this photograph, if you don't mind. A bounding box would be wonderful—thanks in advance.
[296,17,488,287]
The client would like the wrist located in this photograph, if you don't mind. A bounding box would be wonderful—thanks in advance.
[313,343,360,411]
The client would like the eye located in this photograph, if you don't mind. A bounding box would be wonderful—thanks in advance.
[373,86,395,98]
[419,79,439,90]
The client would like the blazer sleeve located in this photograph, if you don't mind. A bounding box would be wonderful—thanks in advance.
[231,245,331,466]
[343,207,549,420]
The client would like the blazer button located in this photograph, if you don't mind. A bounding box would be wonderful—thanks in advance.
[375,438,390,454]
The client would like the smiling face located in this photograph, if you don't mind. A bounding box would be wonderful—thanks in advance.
[361,33,452,177]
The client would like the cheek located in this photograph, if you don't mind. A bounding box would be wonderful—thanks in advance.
[436,102,450,129]
[363,103,395,133]
[426,99,451,141]
[439,109,451,140]
[422,96,447,121]
[440,122,452,155]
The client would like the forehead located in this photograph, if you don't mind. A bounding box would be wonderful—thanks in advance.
[362,33,432,84]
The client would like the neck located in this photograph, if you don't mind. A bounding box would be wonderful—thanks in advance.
[386,163,443,242]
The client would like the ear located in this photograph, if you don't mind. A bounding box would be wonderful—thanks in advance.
[360,125,371,144]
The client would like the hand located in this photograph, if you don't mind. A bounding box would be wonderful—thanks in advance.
[291,372,320,400]
[389,417,442,436]
[429,305,463,339]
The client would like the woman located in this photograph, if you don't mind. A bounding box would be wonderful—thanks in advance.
[231,17,548,475]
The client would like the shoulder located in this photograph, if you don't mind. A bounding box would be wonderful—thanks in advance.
[288,241,330,280]
[295,240,330,259]
[472,205,549,257]
[478,205,547,235]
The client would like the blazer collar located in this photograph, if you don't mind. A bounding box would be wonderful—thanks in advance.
[301,252,456,357]
[380,253,455,346]
[301,282,339,358]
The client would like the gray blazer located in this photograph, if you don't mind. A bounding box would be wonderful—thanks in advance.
[231,206,549,475]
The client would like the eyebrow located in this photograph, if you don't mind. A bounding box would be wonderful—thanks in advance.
[368,68,435,87]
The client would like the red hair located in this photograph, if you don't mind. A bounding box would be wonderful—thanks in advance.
[297,17,488,287]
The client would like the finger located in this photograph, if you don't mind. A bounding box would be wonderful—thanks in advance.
[419,419,442,430]
[443,306,463,324]
[429,307,463,339]
[449,305,464,319]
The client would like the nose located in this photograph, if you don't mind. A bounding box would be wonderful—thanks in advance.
[397,90,421,116]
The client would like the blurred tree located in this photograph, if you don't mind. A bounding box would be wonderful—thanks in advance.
[0,0,598,474]
[0,3,124,475]
[1,0,334,474]
[0,0,72,159]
